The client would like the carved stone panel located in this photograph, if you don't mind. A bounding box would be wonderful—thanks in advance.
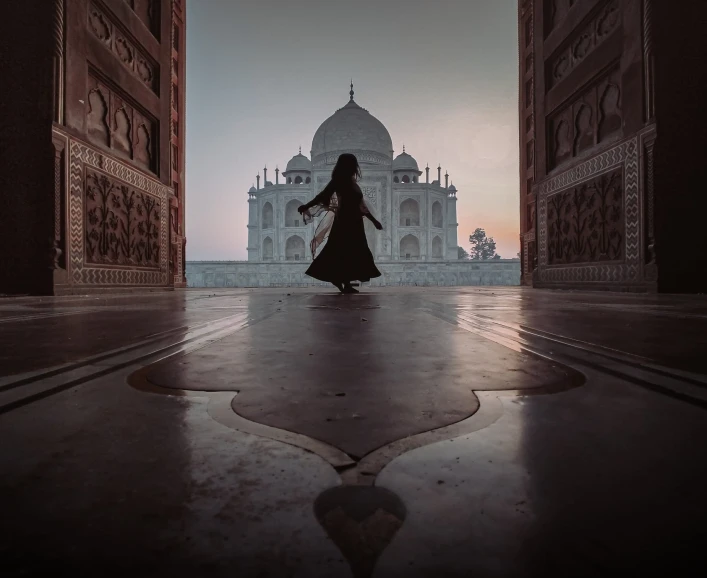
[546,167,624,265]
[89,3,159,93]
[548,67,621,170]
[537,133,645,286]
[85,169,161,268]
[548,0,621,88]
[66,135,170,286]
[87,73,157,174]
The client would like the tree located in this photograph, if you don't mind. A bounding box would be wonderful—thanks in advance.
[457,246,469,260]
[469,228,499,260]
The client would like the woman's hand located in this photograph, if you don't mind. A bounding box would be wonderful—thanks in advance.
[374,219,383,230]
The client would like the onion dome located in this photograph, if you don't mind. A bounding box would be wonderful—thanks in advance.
[311,83,393,162]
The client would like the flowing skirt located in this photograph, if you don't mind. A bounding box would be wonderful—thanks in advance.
[305,213,381,283]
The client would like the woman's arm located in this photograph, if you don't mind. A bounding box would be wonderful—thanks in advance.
[299,181,335,213]
[365,212,383,230]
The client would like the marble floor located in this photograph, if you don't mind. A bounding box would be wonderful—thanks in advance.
[1,287,706,577]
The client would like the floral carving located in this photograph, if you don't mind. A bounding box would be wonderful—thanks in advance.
[548,0,620,88]
[553,54,569,81]
[88,3,158,93]
[85,170,161,267]
[597,2,620,37]
[136,58,153,84]
[547,168,623,265]
[115,37,133,66]
[89,8,111,43]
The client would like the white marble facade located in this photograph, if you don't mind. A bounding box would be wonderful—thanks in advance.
[247,86,459,263]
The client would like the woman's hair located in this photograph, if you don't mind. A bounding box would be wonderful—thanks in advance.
[331,153,362,183]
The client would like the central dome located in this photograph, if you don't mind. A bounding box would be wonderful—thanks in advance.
[311,99,393,161]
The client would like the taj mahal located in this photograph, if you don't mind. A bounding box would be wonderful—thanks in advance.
[187,85,519,287]
[248,84,458,263]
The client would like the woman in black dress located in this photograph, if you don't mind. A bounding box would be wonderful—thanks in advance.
[298,154,383,293]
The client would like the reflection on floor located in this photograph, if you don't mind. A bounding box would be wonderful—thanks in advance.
[1,287,706,577]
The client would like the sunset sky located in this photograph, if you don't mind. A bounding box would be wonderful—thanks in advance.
[185,0,520,260]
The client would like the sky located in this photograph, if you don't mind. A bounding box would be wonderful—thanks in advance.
[185,0,520,260]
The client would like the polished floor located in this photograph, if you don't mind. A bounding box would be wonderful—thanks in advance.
[1,287,706,577]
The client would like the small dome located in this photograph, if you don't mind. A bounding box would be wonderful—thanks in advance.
[393,151,419,172]
[284,152,312,173]
[449,184,457,192]
[248,186,257,193]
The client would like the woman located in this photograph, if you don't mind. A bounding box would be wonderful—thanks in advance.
[298,153,383,293]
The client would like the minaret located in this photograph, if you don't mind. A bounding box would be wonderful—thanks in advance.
[275,166,279,185]
[437,164,442,183]
[247,186,258,261]
[263,165,268,185]
[256,172,260,190]
[445,171,449,189]
[447,183,458,259]
[426,163,430,184]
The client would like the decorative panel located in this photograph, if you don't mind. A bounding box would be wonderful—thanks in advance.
[84,169,161,268]
[89,3,159,93]
[546,166,624,265]
[87,72,158,174]
[548,0,621,88]
[66,134,170,286]
[548,67,622,171]
[537,132,647,285]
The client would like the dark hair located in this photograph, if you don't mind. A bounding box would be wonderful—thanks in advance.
[331,153,361,183]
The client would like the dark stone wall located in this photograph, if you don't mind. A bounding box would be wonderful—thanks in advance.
[0,1,56,294]
[653,2,707,293]
[522,0,707,293]
[0,0,187,295]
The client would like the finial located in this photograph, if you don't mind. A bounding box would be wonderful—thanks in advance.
[349,79,354,101]
[299,146,302,155]
[403,144,406,153]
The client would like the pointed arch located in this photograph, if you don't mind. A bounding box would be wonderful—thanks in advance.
[400,234,420,260]
[432,236,443,258]
[262,202,273,229]
[431,201,443,228]
[400,198,420,227]
[262,236,273,260]
[285,199,303,227]
[285,235,305,261]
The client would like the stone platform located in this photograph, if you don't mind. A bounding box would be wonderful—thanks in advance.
[186,259,521,287]
[1,287,706,577]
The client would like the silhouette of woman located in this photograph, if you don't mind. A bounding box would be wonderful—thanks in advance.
[298,153,382,293]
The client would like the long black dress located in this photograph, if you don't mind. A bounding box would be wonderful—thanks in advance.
[302,179,382,284]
